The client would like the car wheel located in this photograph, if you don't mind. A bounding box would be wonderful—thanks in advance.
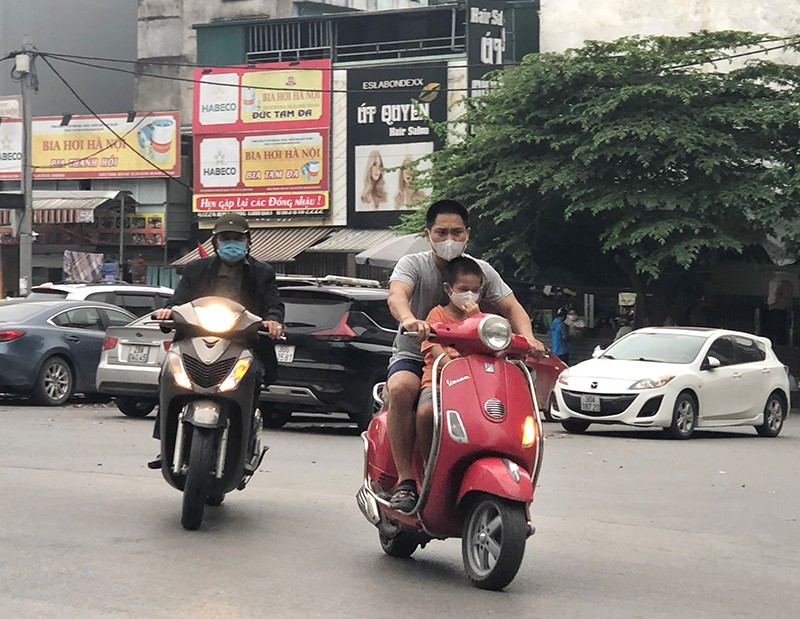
[756,392,785,437]
[561,419,590,434]
[664,392,697,439]
[32,356,74,406]
[543,393,556,422]
[262,404,292,429]
[115,396,157,418]
[349,382,384,433]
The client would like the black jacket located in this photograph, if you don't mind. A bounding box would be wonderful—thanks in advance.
[167,256,284,322]
[167,256,285,382]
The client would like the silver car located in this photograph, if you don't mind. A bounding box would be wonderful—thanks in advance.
[96,315,170,417]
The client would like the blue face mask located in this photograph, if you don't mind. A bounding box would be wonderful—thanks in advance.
[217,239,247,263]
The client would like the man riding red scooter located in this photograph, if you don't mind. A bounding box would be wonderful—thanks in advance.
[357,258,545,590]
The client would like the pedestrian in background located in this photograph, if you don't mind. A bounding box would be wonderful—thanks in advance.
[551,307,572,364]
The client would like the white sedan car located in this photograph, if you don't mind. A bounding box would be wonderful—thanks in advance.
[550,327,790,439]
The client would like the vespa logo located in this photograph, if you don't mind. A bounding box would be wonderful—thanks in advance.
[446,375,471,387]
[590,381,598,389]
[484,363,495,373]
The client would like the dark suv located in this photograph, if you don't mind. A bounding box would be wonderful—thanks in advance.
[261,285,395,431]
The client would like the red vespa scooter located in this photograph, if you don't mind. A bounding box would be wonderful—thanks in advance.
[356,314,545,590]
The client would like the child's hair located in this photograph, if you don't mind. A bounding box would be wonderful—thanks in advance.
[443,256,484,286]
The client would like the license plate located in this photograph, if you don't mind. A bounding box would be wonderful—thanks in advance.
[580,394,601,412]
[275,344,295,363]
[127,344,151,364]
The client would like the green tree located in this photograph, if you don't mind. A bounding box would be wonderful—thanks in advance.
[403,31,800,320]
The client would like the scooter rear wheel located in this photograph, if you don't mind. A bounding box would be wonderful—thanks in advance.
[461,493,528,590]
[181,427,216,531]
[379,532,418,558]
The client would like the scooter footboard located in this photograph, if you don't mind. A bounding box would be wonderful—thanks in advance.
[456,457,533,507]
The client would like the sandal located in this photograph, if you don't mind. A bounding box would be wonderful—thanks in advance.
[389,481,419,513]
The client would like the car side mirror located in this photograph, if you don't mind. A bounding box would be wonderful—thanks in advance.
[591,345,605,359]
[701,356,721,371]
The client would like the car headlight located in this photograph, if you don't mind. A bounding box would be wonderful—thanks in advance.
[478,315,513,351]
[629,375,675,390]
[219,358,253,393]
[557,369,570,386]
[195,304,238,333]
[166,351,192,390]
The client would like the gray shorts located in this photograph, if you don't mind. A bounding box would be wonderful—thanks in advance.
[419,387,434,406]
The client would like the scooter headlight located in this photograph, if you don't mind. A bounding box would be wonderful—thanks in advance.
[166,351,192,390]
[195,304,238,333]
[219,358,253,393]
[478,315,513,352]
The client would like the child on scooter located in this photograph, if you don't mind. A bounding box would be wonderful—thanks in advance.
[415,256,484,463]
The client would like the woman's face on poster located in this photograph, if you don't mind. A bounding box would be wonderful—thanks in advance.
[370,160,383,181]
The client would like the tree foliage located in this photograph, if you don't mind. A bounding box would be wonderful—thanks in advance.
[402,31,800,282]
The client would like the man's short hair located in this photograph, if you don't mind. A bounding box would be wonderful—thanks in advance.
[443,256,484,286]
[426,199,469,229]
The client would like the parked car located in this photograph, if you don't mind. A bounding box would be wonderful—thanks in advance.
[261,285,396,431]
[262,283,567,431]
[95,314,171,417]
[550,327,790,439]
[0,300,136,405]
[91,275,382,418]
[26,282,174,317]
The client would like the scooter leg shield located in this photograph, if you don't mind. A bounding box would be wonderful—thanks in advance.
[456,457,534,507]
[184,400,225,428]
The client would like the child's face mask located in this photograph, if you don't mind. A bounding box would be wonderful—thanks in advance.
[449,291,479,309]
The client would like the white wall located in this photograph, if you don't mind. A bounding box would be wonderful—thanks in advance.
[541,0,800,64]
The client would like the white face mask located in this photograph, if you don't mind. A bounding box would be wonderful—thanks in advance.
[449,291,479,310]
[431,239,466,262]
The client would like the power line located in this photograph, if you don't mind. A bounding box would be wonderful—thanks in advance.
[33,31,800,73]
[37,36,800,100]
[39,50,515,73]
[43,54,468,95]
[40,55,193,192]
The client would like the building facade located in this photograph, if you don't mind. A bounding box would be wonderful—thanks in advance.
[135,1,539,279]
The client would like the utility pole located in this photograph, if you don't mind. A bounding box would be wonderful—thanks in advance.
[15,36,34,296]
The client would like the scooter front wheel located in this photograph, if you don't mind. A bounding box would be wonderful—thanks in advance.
[181,426,216,531]
[461,493,528,590]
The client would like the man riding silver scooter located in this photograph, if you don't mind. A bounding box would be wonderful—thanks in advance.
[150,213,284,529]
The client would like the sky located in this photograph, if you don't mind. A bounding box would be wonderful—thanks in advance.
[0,0,137,117]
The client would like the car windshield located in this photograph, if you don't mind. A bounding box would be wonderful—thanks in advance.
[601,332,707,364]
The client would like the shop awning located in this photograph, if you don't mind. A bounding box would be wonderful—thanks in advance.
[172,226,331,266]
[0,190,131,226]
[304,228,403,253]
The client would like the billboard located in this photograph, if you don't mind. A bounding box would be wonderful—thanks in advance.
[347,64,447,228]
[193,59,331,134]
[0,112,180,180]
[467,1,508,97]
[191,60,331,215]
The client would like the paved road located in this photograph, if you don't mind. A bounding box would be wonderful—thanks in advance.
[1,402,798,618]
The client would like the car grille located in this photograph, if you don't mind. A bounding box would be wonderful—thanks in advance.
[182,355,236,389]
[561,390,636,417]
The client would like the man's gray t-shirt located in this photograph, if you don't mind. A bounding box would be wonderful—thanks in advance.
[388,251,513,364]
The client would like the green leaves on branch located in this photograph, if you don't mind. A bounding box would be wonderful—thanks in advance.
[404,30,800,280]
